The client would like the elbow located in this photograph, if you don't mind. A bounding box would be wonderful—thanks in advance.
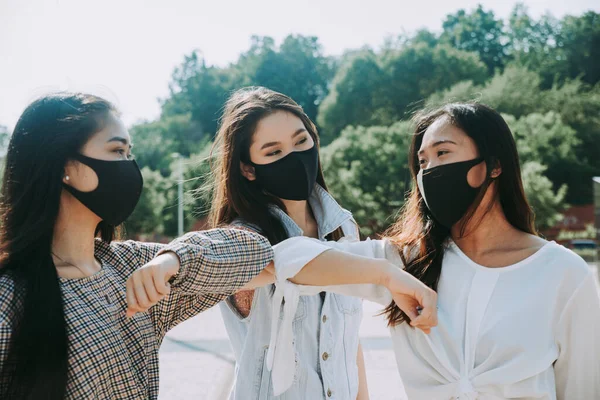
[264,261,275,278]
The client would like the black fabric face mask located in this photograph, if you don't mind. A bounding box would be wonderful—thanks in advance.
[251,146,319,201]
[63,154,144,226]
[417,158,485,229]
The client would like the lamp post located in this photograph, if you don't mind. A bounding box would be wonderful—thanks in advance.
[172,153,184,237]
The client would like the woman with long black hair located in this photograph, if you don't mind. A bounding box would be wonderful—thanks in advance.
[271,103,600,399]
[0,92,274,399]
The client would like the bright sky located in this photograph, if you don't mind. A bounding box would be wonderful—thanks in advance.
[1,0,598,130]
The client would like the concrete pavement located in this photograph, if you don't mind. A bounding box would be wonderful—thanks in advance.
[159,301,404,399]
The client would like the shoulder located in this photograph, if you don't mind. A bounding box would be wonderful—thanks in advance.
[544,242,592,286]
[230,218,263,235]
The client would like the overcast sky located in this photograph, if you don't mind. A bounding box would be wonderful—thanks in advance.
[1,0,598,129]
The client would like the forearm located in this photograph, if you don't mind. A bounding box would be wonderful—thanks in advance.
[238,262,276,291]
[288,249,391,288]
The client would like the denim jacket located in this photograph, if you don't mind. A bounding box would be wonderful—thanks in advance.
[219,185,363,399]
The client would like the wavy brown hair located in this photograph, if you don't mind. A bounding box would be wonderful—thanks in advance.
[208,86,344,244]
[382,103,536,326]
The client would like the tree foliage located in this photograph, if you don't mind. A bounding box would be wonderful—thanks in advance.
[124,7,599,236]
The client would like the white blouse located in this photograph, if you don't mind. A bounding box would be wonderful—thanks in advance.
[271,237,600,399]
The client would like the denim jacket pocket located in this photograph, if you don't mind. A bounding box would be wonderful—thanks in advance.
[333,294,362,315]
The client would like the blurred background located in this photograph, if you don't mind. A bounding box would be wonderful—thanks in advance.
[2,1,599,398]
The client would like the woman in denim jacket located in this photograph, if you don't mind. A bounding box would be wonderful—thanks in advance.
[209,87,369,400]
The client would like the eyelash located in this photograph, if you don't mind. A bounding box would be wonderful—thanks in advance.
[266,138,309,157]
[419,150,449,165]
[115,148,133,159]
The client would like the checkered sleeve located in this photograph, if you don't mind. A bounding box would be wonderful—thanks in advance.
[159,228,273,295]
[0,277,15,391]
[0,323,10,393]
[105,240,166,277]
[0,322,10,362]
[149,228,273,336]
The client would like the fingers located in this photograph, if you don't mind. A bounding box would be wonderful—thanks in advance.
[152,270,171,297]
[132,271,152,310]
[125,266,171,318]
[410,290,438,332]
[126,276,144,318]
[391,287,438,334]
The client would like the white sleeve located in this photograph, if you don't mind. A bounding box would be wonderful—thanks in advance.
[272,236,403,305]
[554,271,600,399]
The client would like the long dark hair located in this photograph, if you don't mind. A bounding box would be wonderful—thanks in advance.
[383,103,536,326]
[0,92,118,399]
[209,86,344,244]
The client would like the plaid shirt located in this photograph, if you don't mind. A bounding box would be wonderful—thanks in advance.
[0,228,273,399]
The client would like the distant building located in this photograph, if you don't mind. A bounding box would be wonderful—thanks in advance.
[542,204,595,244]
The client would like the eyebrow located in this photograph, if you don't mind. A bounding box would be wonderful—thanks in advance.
[260,128,307,150]
[418,139,457,155]
[108,136,132,148]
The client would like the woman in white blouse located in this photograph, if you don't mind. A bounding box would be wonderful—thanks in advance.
[271,103,600,399]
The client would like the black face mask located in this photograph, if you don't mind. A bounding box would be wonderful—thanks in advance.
[251,146,319,201]
[417,158,485,229]
[63,154,144,226]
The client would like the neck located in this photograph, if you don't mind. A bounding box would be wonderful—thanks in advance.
[451,199,518,255]
[281,198,316,235]
[52,198,101,278]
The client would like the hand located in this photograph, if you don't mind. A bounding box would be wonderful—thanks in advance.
[125,252,180,317]
[381,265,438,333]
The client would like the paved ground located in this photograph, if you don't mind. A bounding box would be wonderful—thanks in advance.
[159,300,404,400]
[159,264,600,400]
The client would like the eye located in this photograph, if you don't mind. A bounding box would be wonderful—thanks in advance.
[437,150,449,157]
[296,137,308,146]
[418,158,427,167]
[114,148,132,159]
[266,149,282,157]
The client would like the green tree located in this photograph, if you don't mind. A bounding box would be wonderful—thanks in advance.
[319,44,487,144]
[0,125,9,182]
[440,5,507,72]
[162,51,235,138]
[321,122,412,236]
[160,144,214,237]
[236,35,334,122]
[508,6,600,87]
[317,50,388,144]
[541,80,600,203]
[427,65,543,118]
[125,167,169,237]
[505,112,578,167]
[521,161,567,230]
[0,125,9,153]
[130,113,207,176]
[504,112,580,203]
[382,43,487,116]
[557,12,600,86]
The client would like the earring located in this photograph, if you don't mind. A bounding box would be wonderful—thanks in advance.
[65,175,70,181]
